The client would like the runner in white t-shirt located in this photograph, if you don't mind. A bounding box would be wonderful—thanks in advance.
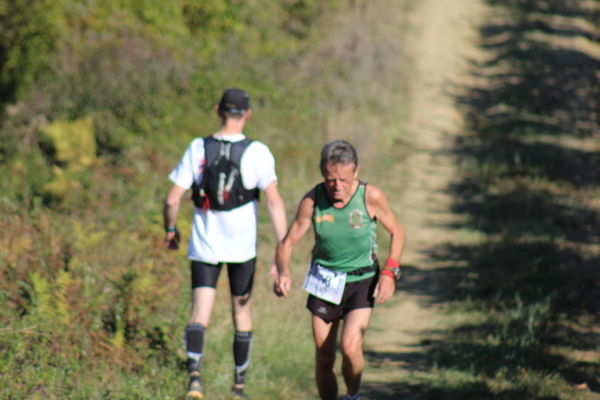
[163,88,287,400]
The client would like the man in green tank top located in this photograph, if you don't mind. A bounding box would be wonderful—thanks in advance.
[275,140,406,400]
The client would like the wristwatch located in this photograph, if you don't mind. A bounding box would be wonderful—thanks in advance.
[382,257,401,280]
[386,266,401,280]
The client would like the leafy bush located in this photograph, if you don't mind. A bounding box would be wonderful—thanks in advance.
[0,0,65,104]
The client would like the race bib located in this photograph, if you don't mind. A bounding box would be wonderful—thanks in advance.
[302,262,347,305]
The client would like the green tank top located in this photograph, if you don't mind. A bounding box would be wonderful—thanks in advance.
[312,182,377,282]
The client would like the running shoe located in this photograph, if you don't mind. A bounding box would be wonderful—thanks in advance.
[231,385,247,398]
[186,375,204,399]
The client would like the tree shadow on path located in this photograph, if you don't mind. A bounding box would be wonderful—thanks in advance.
[362,0,600,398]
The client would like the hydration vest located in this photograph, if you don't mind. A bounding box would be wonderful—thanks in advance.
[191,136,259,211]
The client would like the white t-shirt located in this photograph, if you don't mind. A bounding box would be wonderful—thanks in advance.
[169,133,277,263]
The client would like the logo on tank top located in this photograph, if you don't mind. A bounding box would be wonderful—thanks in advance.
[315,214,335,223]
[348,209,364,229]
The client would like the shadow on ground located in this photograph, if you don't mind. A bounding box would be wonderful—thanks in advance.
[363,0,600,398]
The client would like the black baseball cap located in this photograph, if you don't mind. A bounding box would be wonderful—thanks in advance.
[218,88,251,115]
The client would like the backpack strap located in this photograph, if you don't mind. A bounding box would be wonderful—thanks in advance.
[203,136,252,166]
[202,136,222,166]
[229,137,252,164]
[191,136,220,209]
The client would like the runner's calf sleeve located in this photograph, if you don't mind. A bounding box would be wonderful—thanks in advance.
[185,323,206,373]
[233,331,253,385]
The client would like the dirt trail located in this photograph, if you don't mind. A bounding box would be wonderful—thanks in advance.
[362,0,487,398]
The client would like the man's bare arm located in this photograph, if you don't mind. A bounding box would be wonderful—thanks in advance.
[274,190,315,296]
[163,184,186,249]
[366,184,406,303]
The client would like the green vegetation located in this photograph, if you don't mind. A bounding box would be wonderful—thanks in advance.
[0,1,347,398]
[1,0,598,399]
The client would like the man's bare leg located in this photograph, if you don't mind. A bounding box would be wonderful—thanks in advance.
[312,315,340,400]
[340,308,372,397]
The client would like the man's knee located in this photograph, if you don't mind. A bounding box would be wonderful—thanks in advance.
[341,335,363,360]
[234,293,251,307]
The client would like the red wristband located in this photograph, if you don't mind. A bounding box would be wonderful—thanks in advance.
[385,257,400,269]
[380,269,395,279]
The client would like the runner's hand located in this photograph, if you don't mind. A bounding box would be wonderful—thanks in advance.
[374,274,395,304]
[274,272,292,297]
[271,263,283,296]
[164,230,180,250]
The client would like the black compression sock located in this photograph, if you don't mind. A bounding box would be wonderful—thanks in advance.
[233,330,253,385]
[185,323,206,373]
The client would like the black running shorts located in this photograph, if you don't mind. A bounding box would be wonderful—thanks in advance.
[190,258,256,296]
[306,275,378,323]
